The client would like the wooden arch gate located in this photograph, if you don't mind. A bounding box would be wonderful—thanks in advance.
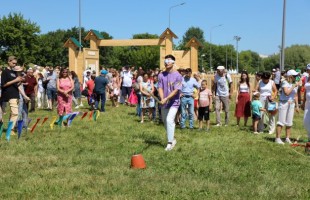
[64,28,202,81]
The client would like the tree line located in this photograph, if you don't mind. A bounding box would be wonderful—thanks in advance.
[1,13,309,73]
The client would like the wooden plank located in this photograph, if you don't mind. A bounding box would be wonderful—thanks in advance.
[98,39,164,47]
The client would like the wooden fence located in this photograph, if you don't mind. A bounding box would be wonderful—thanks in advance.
[200,74,256,93]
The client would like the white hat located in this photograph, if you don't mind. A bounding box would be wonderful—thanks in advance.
[217,66,225,70]
[286,69,298,76]
[307,63,310,70]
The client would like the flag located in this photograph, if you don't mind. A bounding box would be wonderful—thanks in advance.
[41,117,49,126]
[89,110,94,120]
[93,110,97,121]
[6,121,14,141]
[96,110,100,120]
[81,112,88,120]
[31,118,41,133]
[17,120,24,139]
[50,116,57,130]
[58,115,64,127]
[68,113,78,126]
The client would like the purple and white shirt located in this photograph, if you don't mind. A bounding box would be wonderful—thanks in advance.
[158,71,182,108]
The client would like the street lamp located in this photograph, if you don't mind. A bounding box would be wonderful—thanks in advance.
[79,0,82,52]
[234,36,241,73]
[169,2,186,28]
[209,24,223,71]
[201,54,205,72]
[280,0,286,71]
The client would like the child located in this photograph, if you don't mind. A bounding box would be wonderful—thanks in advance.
[251,92,266,134]
[198,80,212,131]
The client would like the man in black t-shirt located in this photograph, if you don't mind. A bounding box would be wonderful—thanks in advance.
[1,56,24,131]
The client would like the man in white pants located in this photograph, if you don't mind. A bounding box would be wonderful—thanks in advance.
[158,54,182,151]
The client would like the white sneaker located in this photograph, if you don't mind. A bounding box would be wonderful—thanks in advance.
[268,131,274,135]
[165,139,177,151]
[285,138,292,144]
[171,139,177,148]
[75,105,80,109]
[253,132,259,135]
[275,138,284,144]
[165,144,173,151]
[215,123,222,127]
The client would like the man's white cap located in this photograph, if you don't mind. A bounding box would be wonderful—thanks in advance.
[217,66,225,70]
[286,69,298,76]
[307,63,310,70]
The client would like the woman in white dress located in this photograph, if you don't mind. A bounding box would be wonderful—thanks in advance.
[302,64,310,142]
[255,71,278,134]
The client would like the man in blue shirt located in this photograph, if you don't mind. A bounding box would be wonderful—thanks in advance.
[94,70,109,112]
[180,68,200,129]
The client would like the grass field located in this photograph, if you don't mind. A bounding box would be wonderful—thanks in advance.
[0,98,310,199]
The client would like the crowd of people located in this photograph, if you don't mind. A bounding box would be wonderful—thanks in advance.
[1,55,310,151]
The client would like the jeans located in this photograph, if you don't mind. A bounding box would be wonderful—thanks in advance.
[95,93,106,112]
[180,96,194,128]
[18,98,28,128]
[136,93,141,116]
[161,107,178,143]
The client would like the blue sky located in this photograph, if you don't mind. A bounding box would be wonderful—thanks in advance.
[1,0,309,55]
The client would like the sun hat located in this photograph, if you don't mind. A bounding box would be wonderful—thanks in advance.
[217,66,225,70]
[286,69,298,76]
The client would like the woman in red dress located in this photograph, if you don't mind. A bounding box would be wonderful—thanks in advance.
[235,71,251,126]
[57,68,74,117]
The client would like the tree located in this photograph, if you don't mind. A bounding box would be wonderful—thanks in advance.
[0,13,40,65]
[178,27,205,50]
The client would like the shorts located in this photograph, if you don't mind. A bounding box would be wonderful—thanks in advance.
[47,88,57,100]
[198,106,210,121]
[122,86,131,97]
[194,99,198,108]
[252,113,261,120]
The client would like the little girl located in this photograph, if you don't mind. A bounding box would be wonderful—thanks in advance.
[198,80,212,131]
[251,92,266,134]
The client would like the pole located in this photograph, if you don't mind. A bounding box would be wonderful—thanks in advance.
[209,24,223,71]
[169,2,185,28]
[225,46,228,68]
[234,36,241,73]
[280,0,286,71]
[79,0,81,52]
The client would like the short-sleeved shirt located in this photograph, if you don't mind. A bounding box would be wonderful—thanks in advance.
[158,71,182,108]
[251,100,263,116]
[1,67,19,101]
[44,71,57,89]
[86,79,95,95]
[181,77,200,96]
[279,80,298,101]
[199,88,212,107]
[24,75,37,95]
[274,71,281,84]
[214,73,232,97]
[94,76,109,94]
[121,70,133,87]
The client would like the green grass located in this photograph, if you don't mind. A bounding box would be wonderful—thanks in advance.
[0,98,310,199]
